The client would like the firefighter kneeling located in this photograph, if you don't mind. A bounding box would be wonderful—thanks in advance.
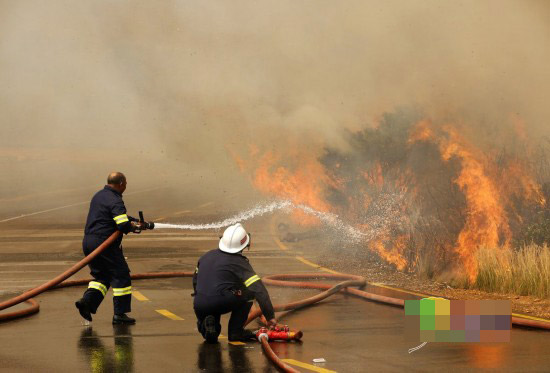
[193,223,277,343]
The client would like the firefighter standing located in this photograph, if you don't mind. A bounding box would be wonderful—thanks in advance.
[75,172,148,325]
[193,223,277,343]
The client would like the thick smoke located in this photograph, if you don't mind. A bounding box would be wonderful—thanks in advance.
[1,1,549,204]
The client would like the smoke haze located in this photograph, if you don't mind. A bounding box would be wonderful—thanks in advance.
[1,0,549,201]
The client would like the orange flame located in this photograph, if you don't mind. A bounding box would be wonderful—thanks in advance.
[233,115,545,281]
[411,121,511,281]
[369,234,408,270]
[252,151,333,224]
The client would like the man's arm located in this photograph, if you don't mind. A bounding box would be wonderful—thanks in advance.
[111,200,135,234]
[192,262,199,296]
[248,279,276,324]
[239,262,276,322]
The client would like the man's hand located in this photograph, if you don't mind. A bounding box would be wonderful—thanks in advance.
[267,318,278,329]
[131,222,142,233]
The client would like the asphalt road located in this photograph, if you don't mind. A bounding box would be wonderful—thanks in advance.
[1,186,549,372]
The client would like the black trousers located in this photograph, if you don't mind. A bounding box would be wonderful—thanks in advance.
[81,235,132,315]
[193,293,253,339]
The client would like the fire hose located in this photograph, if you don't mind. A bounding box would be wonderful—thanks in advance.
[1,234,549,373]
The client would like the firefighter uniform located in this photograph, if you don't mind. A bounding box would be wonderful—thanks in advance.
[192,248,275,340]
[80,185,136,315]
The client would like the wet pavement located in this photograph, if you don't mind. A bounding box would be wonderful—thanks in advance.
[1,187,549,372]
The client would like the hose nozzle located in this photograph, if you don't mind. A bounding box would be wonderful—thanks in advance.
[138,211,155,230]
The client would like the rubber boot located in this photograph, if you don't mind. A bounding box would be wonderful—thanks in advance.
[203,315,218,343]
[112,313,136,325]
[228,329,257,342]
[75,298,93,322]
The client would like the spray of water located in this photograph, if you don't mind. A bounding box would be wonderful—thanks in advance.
[155,193,405,244]
[154,200,293,230]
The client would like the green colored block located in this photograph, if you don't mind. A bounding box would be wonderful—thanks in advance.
[420,315,435,330]
[405,300,420,315]
[435,330,452,342]
[420,298,435,315]
[449,330,466,342]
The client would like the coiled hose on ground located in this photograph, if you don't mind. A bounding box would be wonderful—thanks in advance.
[1,232,549,372]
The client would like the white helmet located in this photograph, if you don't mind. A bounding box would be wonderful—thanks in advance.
[219,223,250,253]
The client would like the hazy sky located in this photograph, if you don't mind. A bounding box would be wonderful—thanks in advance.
[1,1,549,195]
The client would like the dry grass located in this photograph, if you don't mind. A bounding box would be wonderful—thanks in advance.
[474,245,550,298]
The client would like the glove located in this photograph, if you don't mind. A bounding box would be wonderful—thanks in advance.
[131,222,142,233]
[267,318,278,329]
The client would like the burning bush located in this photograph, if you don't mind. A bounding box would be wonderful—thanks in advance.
[235,109,550,289]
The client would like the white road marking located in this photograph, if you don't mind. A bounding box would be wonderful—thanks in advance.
[0,187,164,223]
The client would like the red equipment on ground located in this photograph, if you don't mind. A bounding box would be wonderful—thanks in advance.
[256,325,303,342]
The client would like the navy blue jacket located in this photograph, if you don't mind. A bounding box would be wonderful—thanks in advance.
[193,249,275,320]
[84,186,137,244]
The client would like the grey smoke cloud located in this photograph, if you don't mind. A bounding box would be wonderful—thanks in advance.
[1,0,549,198]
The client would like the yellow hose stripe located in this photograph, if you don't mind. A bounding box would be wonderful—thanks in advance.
[244,275,260,287]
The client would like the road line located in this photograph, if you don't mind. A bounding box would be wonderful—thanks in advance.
[218,334,245,345]
[0,186,164,223]
[155,309,184,320]
[282,359,337,373]
[273,236,288,251]
[295,256,341,275]
[270,220,288,251]
[370,282,430,298]
[133,291,149,301]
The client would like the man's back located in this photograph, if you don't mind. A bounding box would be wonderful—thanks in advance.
[84,186,127,238]
[195,249,254,296]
